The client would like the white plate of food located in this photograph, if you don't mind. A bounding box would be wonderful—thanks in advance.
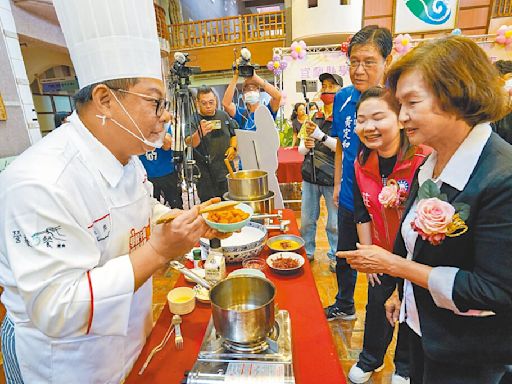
[266,252,305,275]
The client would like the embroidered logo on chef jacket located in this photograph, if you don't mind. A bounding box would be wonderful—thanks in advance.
[88,213,111,242]
[129,218,151,251]
[12,226,67,248]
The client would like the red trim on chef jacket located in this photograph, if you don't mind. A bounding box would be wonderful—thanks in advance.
[86,270,94,334]
[87,213,110,229]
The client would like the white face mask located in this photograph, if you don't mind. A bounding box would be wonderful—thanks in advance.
[505,78,512,92]
[106,90,166,148]
[244,91,260,105]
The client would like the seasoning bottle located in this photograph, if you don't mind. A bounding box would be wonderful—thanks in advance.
[204,238,226,285]
[193,249,202,269]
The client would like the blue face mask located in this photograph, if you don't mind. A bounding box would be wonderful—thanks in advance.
[244,91,260,105]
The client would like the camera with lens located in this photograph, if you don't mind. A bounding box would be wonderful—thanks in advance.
[233,47,259,78]
[171,52,201,79]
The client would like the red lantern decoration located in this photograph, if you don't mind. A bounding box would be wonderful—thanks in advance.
[341,42,349,54]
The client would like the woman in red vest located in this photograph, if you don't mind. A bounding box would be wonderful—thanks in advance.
[348,86,430,384]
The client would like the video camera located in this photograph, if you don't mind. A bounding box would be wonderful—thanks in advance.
[233,47,259,78]
[171,52,201,80]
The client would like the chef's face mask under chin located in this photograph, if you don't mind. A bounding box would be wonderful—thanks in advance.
[97,90,166,149]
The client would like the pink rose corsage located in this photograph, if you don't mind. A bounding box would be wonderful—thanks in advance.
[378,179,408,209]
[411,180,469,246]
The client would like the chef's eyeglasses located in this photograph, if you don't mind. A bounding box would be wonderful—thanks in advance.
[348,60,379,70]
[111,88,171,117]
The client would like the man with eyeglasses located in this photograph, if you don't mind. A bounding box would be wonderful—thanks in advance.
[186,85,238,202]
[325,26,410,384]
[0,1,225,382]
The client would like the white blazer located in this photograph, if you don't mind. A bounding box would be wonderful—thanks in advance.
[0,112,168,383]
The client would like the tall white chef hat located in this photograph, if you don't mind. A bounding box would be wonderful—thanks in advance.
[53,0,162,89]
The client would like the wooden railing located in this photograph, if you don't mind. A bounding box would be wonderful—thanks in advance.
[494,0,512,17]
[155,3,170,41]
[169,11,285,50]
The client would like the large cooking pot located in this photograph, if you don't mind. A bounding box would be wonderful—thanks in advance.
[210,275,275,344]
[170,262,275,344]
[227,170,268,201]
[223,191,275,214]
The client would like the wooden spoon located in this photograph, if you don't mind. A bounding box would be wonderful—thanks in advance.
[224,158,236,179]
[156,201,239,224]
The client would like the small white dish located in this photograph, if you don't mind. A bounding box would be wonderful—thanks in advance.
[167,287,196,315]
[193,285,210,303]
[228,268,265,279]
[266,252,305,275]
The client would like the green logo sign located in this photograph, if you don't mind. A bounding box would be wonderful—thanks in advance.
[405,0,451,25]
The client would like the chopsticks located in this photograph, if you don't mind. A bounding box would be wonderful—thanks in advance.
[156,200,239,225]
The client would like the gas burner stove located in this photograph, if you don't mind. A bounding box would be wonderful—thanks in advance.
[186,310,295,383]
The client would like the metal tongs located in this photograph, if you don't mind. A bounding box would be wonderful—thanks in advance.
[169,261,211,289]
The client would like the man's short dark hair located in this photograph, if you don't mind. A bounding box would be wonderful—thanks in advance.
[348,25,392,59]
[196,85,215,99]
[73,78,140,112]
[495,60,512,76]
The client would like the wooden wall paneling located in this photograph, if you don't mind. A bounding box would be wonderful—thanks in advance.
[363,0,393,17]
[457,6,490,29]
[363,16,392,30]
[460,0,491,7]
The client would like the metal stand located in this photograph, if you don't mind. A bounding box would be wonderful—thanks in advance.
[170,74,201,209]
[301,80,316,183]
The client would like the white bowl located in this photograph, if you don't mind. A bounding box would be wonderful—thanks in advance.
[167,287,196,315]
[199,221,267,264]
[202,203,253,233]
[228,268,266,279]
[266,252,305,275]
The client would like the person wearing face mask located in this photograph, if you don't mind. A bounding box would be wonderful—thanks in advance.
[138,121,183,209]
[186,85,238,202]
[0,1,226,382]
[491,60,512,144]
[222,69,281,131]
[298,73,342,273]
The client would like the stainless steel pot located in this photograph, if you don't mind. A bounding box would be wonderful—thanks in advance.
[170,262,275,344]
[210,275,275,344]
[223,191,275,214]
[227,170,268,201]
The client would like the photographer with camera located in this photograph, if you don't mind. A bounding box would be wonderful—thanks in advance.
[222,49,281,131]
[186,86,238,202]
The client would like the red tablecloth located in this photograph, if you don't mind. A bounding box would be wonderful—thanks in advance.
[126,209,345,384]
[277,147,304,183]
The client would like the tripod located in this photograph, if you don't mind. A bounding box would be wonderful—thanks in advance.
[169,71,202,209]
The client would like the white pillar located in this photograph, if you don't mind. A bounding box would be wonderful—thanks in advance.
[0,0,41,158]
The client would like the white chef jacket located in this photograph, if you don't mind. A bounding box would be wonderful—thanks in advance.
[0,111,169,383]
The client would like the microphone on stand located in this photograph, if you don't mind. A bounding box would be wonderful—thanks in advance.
[301,80,316,183]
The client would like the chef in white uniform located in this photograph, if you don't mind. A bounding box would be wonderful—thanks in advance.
[0,1,222,382]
